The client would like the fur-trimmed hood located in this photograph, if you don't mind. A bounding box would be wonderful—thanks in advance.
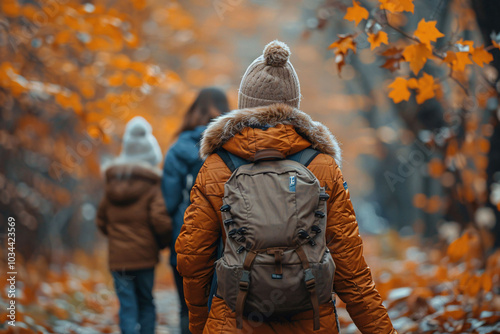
[200,103,342,167]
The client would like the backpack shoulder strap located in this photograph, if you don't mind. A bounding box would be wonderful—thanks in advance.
[216,149,250,173]
[287,147,321,167]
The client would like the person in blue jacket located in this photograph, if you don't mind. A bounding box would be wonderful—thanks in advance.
[162,87,229,334]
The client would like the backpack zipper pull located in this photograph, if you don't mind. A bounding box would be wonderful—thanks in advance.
[236,246,246,254]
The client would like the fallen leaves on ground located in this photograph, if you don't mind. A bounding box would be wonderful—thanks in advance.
[0,250,176,334]
[337,230,500,334]
[1,231,499,333]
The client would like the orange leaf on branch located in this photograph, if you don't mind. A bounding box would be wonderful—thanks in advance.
[344,0,369,27]
[388,77,411,103]
[379,0,414,13]
[456,38,474,52]
[402,43,432,75]
[329,34,357,74]
[492,39,500,50]
[444,51,472,72]
[413,19,444,47]
[328,34,357,55]
[471,46,493,67]
[367,31,389,50]
[408,73,440,104]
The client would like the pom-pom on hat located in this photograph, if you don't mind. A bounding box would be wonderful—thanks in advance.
[238,40,301,109]
[118,116,162,166]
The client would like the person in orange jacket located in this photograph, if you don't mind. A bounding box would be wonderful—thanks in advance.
[175,40,396,334]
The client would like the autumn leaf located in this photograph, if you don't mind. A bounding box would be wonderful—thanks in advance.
[379,0,414,13]
[402,43,432,75]
[414,19,444,47]
[381,47,404,72]
[344,0,369,27]
[367,31,389,50]
[447,232,469,262]
[444,51,472,72]
[329,34,357,75]
[471,46,493,67]
[456,38,474,52]
[388,77,411,103]
[328,34,357,55]
[482,272,493,292]
[410,73,439,104]
[492,39,500,50]
[335,54,346,75]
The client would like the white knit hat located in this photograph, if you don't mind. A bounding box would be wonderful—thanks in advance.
[118,116,162,166]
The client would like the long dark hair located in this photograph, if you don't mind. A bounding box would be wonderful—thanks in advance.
[176,87,229,136]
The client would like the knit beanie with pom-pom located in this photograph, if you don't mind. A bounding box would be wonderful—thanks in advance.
[238,40,301,109]
[118,116,162,166]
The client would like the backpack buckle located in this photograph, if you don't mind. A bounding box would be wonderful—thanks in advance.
[228,229,238,238]
[239,270,250,290]
[314,210,326,218]
[223,218,235,226]
[298,229,310,239]
[311,225,322,234]
[237,227,248,235]
[304,268,316,289]
[220,204,231,212]
[319,193,330,201]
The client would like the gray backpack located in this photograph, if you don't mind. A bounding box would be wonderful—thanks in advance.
[215,148,336,330]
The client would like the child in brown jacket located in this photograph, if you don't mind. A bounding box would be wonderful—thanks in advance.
[97,116,171,334]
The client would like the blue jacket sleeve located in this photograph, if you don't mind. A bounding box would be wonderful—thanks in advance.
[162,144,189,216]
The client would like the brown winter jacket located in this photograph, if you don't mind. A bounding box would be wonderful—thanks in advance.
[97,162,172,271]
[176,104,395,334]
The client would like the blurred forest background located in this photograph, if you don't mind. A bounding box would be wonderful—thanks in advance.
[0,0,499,333]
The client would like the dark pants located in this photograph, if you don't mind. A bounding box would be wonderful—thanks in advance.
[111,268,156,334]
[173,265,191,334]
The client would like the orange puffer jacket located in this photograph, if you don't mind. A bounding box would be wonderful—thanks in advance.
[176,103,395,334]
